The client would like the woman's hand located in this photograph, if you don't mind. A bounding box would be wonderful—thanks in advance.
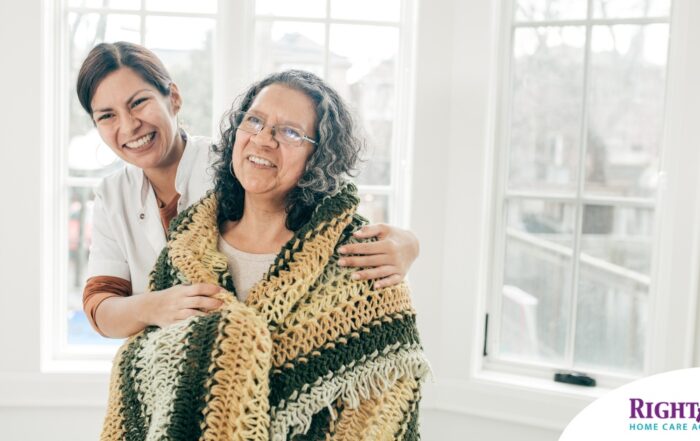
[337,224,420,288]
[141,283,224,328]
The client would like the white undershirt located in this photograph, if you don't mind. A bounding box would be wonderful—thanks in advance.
[217,235,277,302]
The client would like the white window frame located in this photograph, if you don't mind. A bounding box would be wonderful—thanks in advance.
[422,0,700,431]
[40,0,416,373]
[485,0,673,388]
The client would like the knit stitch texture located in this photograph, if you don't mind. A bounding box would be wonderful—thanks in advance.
[100,183,429,440]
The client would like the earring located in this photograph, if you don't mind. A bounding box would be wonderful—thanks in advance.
[229,160,235,178]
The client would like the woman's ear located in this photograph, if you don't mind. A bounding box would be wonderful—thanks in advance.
[169,82,183,114]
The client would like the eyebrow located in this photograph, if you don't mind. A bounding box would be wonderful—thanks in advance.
[248,109,309,130]
[92,89,152,114]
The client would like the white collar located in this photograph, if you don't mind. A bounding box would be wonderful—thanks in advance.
[132,131,195,209]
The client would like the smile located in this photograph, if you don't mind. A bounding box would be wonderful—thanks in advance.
[247,154,276,168]
[124,132,155,149]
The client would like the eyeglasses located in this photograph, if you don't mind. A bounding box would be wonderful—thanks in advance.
[234,111,317,147]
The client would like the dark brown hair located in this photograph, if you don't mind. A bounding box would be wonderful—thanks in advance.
[76,41,173,115]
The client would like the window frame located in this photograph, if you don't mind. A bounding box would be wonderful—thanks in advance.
[40,0,416,372]
[424,0,700,431]
[484,0,674,388]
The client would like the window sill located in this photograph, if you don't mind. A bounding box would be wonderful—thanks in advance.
[0,372,109,407]
[422,368,607,431]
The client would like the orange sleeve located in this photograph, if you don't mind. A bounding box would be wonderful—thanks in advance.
[82,276,133,337]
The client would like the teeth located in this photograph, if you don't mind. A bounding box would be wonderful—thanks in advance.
[248,155,274,167]
[125,133,154,149]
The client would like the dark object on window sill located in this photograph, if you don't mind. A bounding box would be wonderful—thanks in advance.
[554,371,596,387]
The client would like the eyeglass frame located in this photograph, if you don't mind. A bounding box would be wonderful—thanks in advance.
[233,110,318,147]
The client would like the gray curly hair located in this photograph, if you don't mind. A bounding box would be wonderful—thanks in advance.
[213,70,365,230]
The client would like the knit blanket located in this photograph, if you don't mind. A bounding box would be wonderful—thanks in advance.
[100,183,429,441]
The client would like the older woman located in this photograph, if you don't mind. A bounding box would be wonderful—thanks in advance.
[100,70,428,440]
[77,42,420,338]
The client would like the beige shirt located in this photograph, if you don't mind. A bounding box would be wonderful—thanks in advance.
[217,236,276,302]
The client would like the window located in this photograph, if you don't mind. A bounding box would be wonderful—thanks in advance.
[487,0,672,383]
[44,0,413,366]
[251,0,411,224]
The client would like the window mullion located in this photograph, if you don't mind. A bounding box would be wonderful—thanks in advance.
[563,0,595,371]
[323,0,331,79]
[486,0,517,362]
[139,0,145,45]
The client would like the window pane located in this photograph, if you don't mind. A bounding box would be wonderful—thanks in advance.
[515,0,587,21]
[68,129,123,178]
[64,187,99,345]
[498,199,576,364]
[586,24,669,198]
[66,186,123,346]
[255,0,327,18]
[357,192,389,224]
[508,27,585,193]
[69,0,140,9]
[146,17,215,137]
[330,25,398,186]
[330,0,401,21]
[581,204,654,274]
[574,265,647,374]
[593,0,671,18]
[500,241,572,364]
[146,0,217,14]
[254,21,326,77]
[507,198,576,240]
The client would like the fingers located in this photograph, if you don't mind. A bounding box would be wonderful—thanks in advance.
[373,273,404,289]
[352,223,389,240]
[338,240,390,256]
[351,265,400,282]
[338,254,387,268]
[186,295,223,312]
[176,309,206,321]
[187,283,223,296]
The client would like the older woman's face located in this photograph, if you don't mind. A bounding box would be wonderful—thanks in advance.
[232,84,316,203]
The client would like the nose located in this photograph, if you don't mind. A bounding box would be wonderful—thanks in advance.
[252,125,279,149]
[122,111,142,134]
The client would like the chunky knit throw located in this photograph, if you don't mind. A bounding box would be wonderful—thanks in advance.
[100,183,429,441]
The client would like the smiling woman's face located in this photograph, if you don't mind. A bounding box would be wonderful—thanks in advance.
[90,67,183,172]
[232,83,317,204]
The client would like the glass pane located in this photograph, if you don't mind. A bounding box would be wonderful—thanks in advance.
[593,0,671,18]
[69,0,140,9]
[574,265,647,374]
[146,17,215,137]
[506,198,576,246]
[68,12,139,174]
[586,24,669,198]
[357,193,389,224]
[508,27,585,193]
[330,0,401,21]
[581,204,654,274]
[330,25,399,186]
[499,199,575,364]
[146,0,217,14]
[253,21,326,78]
[515,0,587,21]
[499,240,573,364]
[255,0,327,18]
[66,186,118,345]
[69,129,123,178]
[68,12,141,75]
